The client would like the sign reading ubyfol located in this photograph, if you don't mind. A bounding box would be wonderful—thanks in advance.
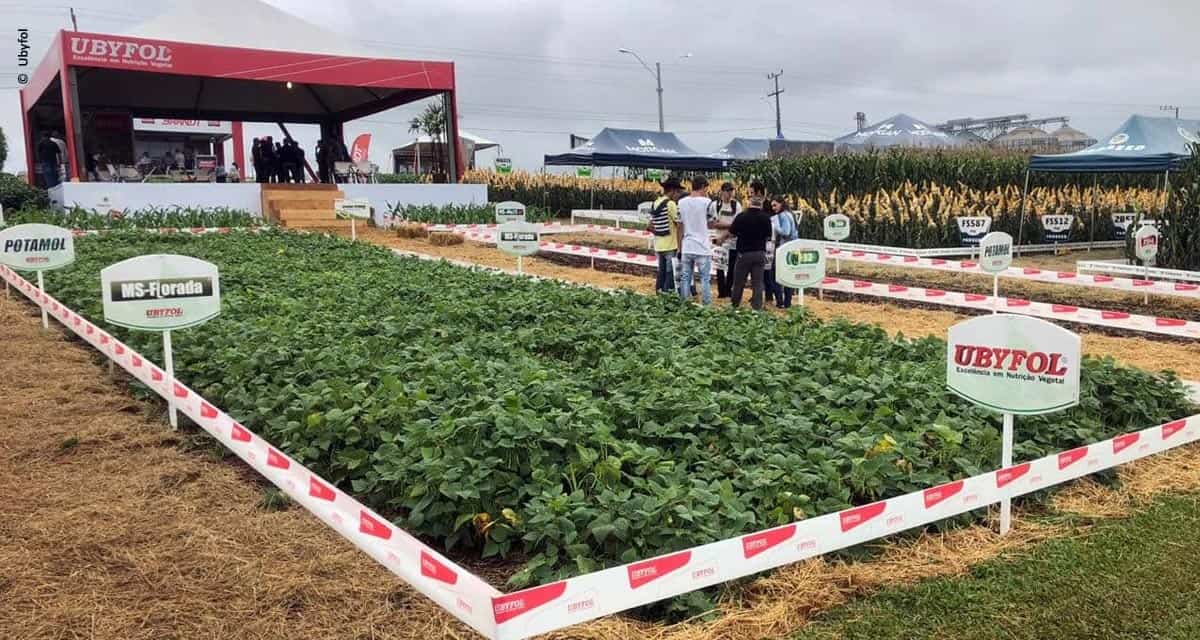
[101,254,221,331]
[946,314,1081,415]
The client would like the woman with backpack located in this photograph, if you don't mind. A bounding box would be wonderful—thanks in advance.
[768,196,800,309]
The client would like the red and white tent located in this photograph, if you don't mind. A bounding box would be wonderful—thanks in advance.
[20,0,462,182]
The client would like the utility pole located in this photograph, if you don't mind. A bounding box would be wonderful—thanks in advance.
[767,70,784,139]
[69,7,78,30]
[1160,105,1180,119]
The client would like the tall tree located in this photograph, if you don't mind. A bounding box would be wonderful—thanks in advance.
[409,103,446,177]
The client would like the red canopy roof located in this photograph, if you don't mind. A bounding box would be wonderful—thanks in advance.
[21,28,461,181]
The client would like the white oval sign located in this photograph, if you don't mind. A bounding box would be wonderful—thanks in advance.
[978,231,1013,274]
[823,213,851,241]
[335,198,371,220]
[0,223,76,272]
[495,201,527,225]
[774,239,826,288]
[497,221,540,257]
[636,201,654,223]
[101,254,221,331]
[947,315,1081,415]
[1134,225,1159,262]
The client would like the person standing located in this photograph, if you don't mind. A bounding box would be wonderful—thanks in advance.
[709,182,742,298]
[649,177,684,294]
[262,137,278,183]
[174,148,187,171]
[769,196,800,308]
[279,138,298,184]
[37,132,61,188]
[293,140,307,183]
[678,176,715,305]
[726,193,773,310]
[251,139,265,183]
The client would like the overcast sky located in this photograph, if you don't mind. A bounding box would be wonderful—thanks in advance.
[2,0,1198,174]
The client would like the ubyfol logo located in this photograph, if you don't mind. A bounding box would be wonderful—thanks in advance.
[69,36,173,69]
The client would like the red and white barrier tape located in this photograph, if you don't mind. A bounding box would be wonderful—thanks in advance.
[829,248,1200,301]
[9,255,1200,640]
[450,231,1197,339]
[820,277,1200,339]
[0,265,501,639]
[490,411,1200,639]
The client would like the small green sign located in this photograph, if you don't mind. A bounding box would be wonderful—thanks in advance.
[495,158,513,174]
[576,166,593,178]
[644,169,663,181]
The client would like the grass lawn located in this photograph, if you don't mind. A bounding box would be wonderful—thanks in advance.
[795,494,1200,640]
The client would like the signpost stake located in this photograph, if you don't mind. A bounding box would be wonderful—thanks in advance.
[798,286,805,308]
[835,240,841,274]
[992,274,999,314]
[1144,261,1150,305]
[517,255,523,275]
[163,329,178,429]
[351,217,357,242]
[1000,411,1014,536]
[37,271,48,330]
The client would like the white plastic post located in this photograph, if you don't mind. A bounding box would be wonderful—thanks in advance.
[992,274,999,314]
[798,286,805,307]
[1144,262,1150,305]
[517,255,523,275]
[351,217,357,241]
[835,239,841,274]
[163,329,178,429]
[1000,411,1014,535]
[37,271,48,330]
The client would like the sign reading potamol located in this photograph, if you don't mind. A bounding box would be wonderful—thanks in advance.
[955,216,992,246]
[101,254,221,331]
[495,201,527,224]
[497,222,540,257]
[823,213,851,241]
[0,223,76,271]
[1041,214,1075,243]
[947,315,1081,415]
[774,239,827,288]
[978,231,1013,274]
[1134,225,1159,263]
[334,198,371,219]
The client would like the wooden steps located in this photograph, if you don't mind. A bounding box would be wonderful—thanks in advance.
[261,184,348,231]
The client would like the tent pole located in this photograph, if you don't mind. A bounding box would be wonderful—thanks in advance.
[1161,169,1171,216]
[1089,174,1097,251]
[1016,169,1031,256]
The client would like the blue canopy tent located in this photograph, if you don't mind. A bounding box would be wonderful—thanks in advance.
[834,113,968,149]
[544,127,729,171]
[1017,115,1200,247]
[713,137,771,161]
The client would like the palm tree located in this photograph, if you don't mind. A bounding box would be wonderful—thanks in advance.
[409,103,446,178]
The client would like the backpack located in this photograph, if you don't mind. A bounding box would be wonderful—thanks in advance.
[650,197,673,237]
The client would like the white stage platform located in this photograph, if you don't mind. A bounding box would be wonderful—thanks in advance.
[49,182,489,226]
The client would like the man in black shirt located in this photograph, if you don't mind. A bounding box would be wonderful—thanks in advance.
[37,132,61,188]
[726,194,773,310]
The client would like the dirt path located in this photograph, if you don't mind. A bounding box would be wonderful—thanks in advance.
[359,228,1200,380]
[0,298,470,640]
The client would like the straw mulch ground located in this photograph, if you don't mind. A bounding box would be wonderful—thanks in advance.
[4,237,1198,640]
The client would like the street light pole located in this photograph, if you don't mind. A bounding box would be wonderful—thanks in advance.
[655,62,664,132]
[619,49,688,132]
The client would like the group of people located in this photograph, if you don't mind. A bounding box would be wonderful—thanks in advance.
[649,176,800,311]
[251,136,308,184]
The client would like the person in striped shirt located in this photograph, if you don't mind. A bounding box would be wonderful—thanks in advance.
[648,177,684,294]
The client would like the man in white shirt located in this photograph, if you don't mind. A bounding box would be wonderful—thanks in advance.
[677,176,715,305]
[708,182,741,298]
